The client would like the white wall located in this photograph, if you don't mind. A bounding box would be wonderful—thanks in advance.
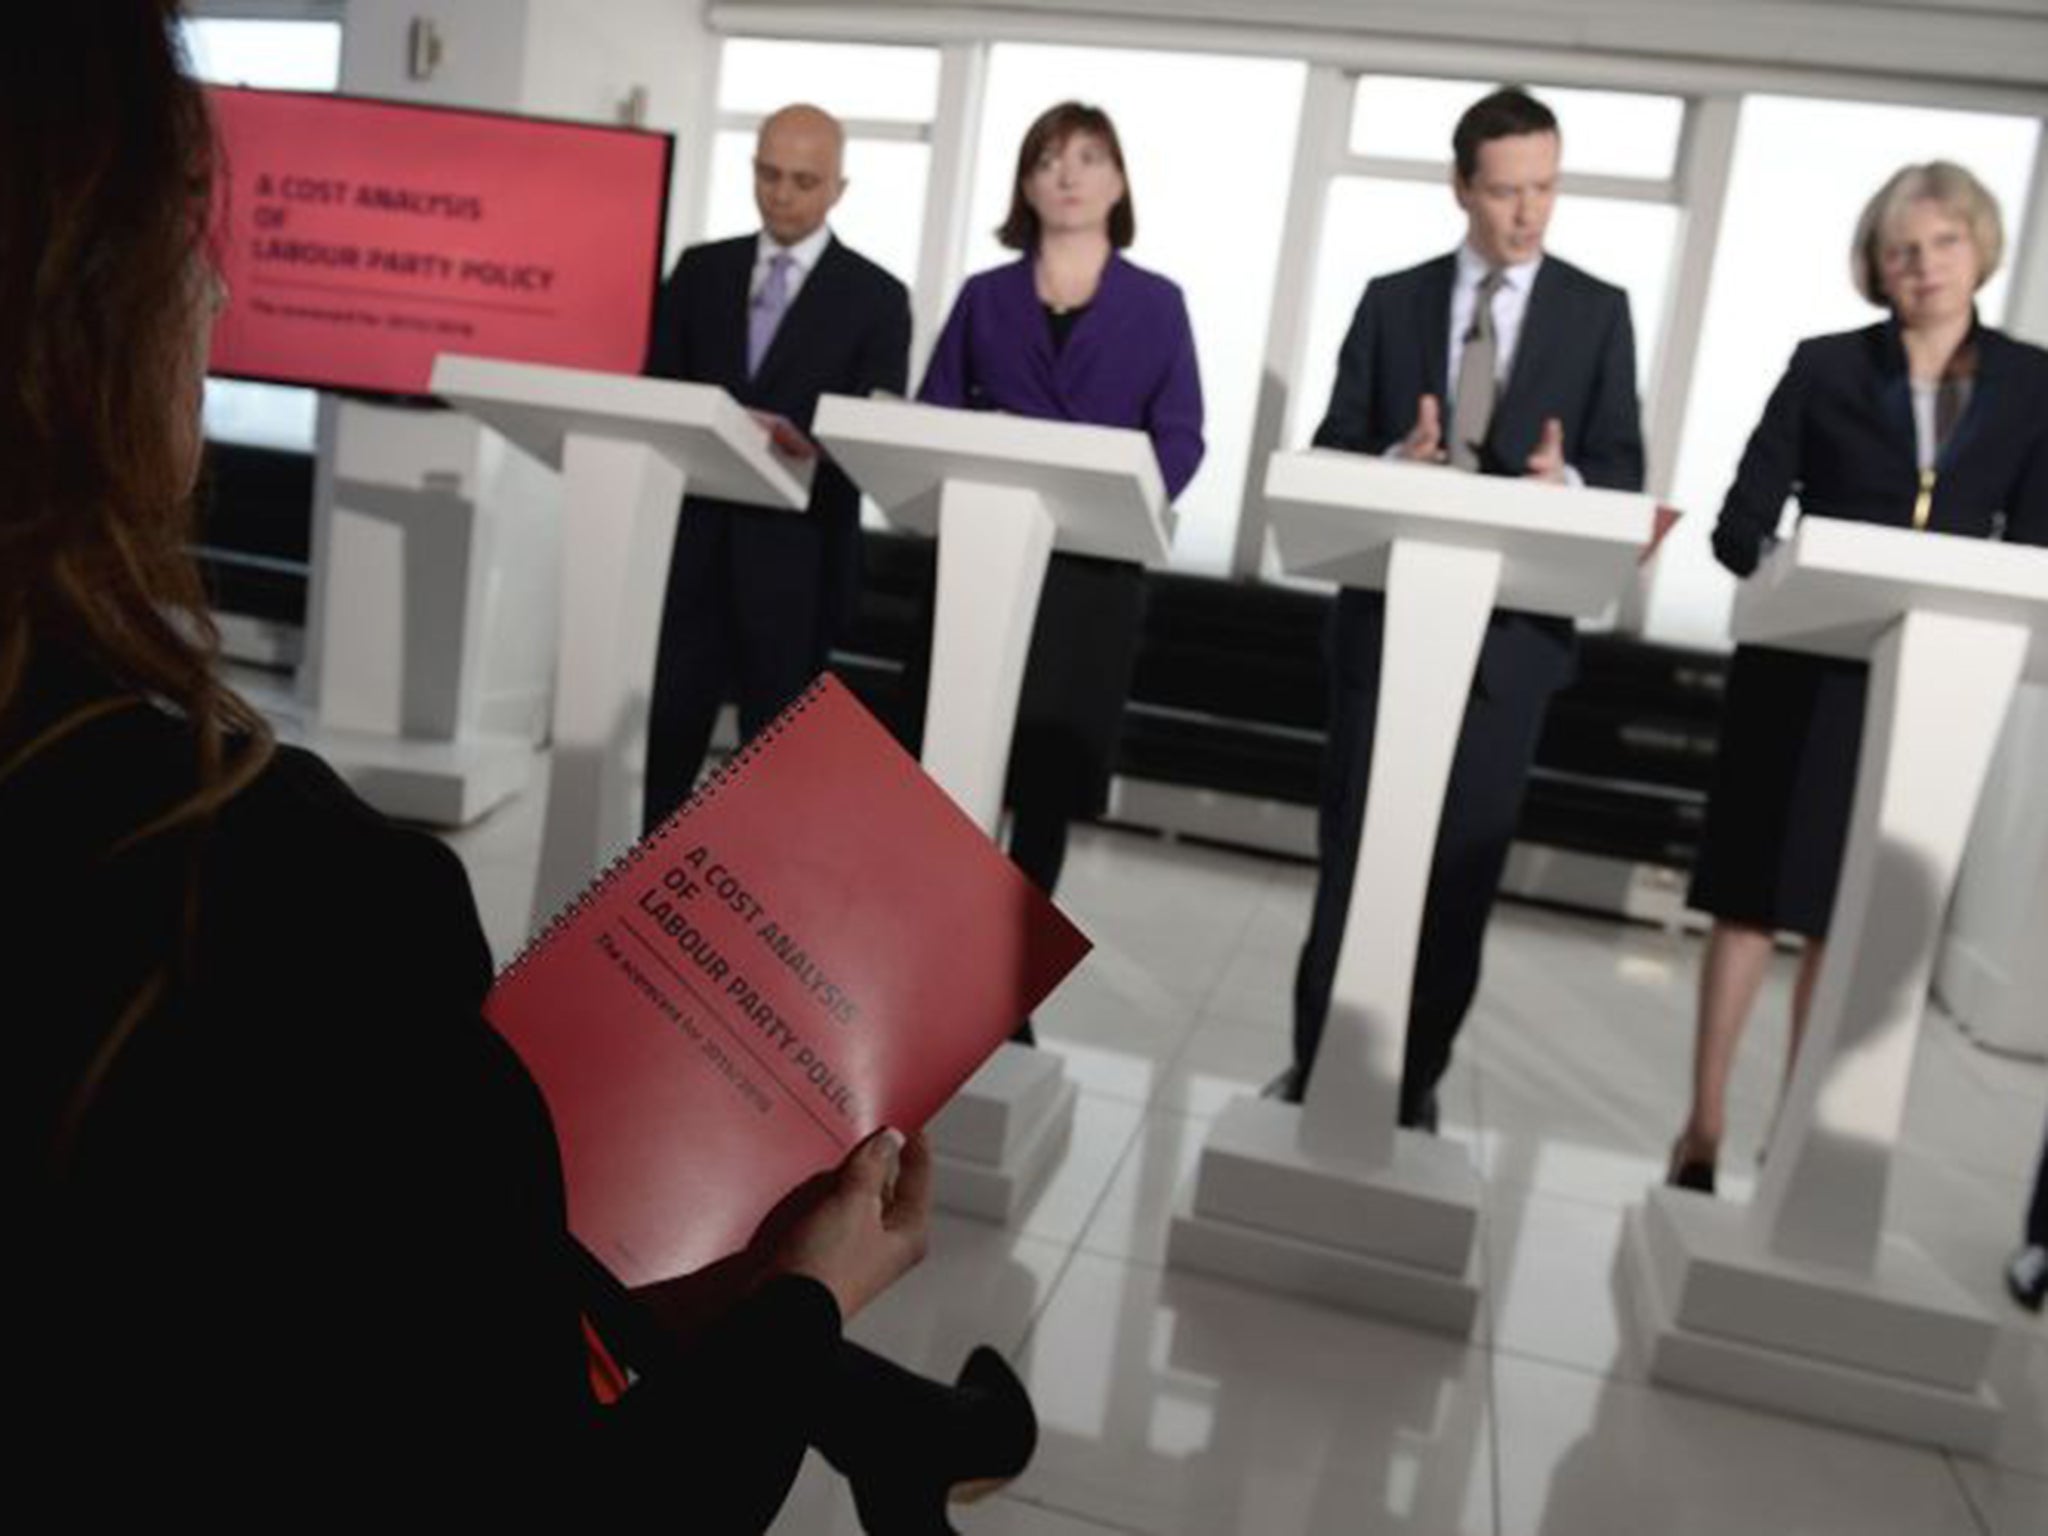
[337,0,531,107]
[331,0,716,262]
[519,0,720,265]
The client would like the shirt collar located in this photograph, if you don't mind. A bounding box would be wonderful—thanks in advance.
[1456,241,1542,293]
[757,223,833,274]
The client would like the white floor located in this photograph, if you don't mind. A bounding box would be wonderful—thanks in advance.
[440,768,2048,1536]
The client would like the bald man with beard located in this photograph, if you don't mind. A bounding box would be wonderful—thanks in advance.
[643,104,912,829]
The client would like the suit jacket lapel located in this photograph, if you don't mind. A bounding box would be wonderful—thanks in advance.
[983,256,1074,416]
[1494,259,1560,449]
[1005,255,1059,387]
[709,239,755,390]
[1421,255,1454,402]
[1936,315,1994,473]
[1871,321,1917,478]
[1042,253,1120,418]
[750,236,838,393]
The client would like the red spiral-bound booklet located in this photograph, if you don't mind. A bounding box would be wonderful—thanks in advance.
[484,676,1091,1287]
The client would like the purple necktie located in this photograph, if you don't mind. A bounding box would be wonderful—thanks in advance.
[747,252,793,376]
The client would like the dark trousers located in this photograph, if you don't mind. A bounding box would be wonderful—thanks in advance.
[1292,594,1566,1123]
[643,501,839,833]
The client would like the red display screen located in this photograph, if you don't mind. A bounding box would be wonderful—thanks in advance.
[205,86,672,398]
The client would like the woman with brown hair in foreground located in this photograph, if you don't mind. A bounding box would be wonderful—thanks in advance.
[8,6,1030,1526]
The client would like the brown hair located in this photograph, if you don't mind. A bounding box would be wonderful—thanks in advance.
[1452,87,1559,183]
[1850,160,2004,307]
[2,2,273,1153]
[0,0,270,800]
[997,101,1135,251]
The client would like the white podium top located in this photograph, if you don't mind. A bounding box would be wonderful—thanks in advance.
[1264,451,1656,619]
[430,353,811,510]
[812,394,1172,566]
[1733,519,2048,679]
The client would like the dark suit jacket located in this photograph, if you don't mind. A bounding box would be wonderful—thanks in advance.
[1315,250,1646,696]
[14,655,844,1513]
[1712,317,2048,575]
[645,232,911,627]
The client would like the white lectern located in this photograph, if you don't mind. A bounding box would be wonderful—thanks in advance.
[299,397,563,826]
[1625,519,2048,1452]
[1169,453,1654,1333]
[431,354,812,930]
[813,394,1171,1220]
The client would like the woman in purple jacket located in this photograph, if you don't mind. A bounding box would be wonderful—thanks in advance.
[920,103,1204,1024]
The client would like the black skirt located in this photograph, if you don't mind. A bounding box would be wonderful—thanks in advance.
[1004,552,1147,820]
[1687,644,1868,937]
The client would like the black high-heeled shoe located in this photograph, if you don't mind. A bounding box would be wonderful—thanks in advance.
[821,1344,1038,1535]
[936,1347,1038,1506]
[1665,1136,1717,1195]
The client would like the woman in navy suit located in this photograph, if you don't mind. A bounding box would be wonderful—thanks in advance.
[1668,162,2048,1191]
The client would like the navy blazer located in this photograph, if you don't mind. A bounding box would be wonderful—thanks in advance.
[1712,318,2048,576]
[644,234,910,612]
[1315,250,1645,697]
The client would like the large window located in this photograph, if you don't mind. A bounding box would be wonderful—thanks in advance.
[1651,97,2041,648]
[959,43,1307,574]
[701,38,941,288]
[183,17,341,91]
[183,16,343,452]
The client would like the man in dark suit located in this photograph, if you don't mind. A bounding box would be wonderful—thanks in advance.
[1273,87,1646,1128]
[642,103,911,830]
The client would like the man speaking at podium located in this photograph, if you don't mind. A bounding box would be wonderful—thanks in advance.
[643,104,911,830]
[1273,86,1646,1128]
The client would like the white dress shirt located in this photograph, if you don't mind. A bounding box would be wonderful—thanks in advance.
[1435,241,1581,483]
[1445,241,1542,406]
[1910,381,1938,472]
[751,223,833,305]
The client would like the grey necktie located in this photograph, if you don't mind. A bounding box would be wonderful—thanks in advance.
[1450,267,1506,473]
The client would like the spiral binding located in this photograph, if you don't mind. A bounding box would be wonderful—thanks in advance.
[493,673,831,986]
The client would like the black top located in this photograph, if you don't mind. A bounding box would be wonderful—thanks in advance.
[1043,300,1091,354]
[1711,317,2048,575]
[13,656,840,1515]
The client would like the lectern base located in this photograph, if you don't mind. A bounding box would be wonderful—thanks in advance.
[1623,1188,2002,1452]
[928,1043,1078,1222]
[1166,1096,1482,1336]
[298,725,534,827]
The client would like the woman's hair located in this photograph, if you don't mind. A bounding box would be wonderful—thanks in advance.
[1850,160,2005,307]
[0,1,272,820]
[4,2,274,1159]
[996,101,1135,251]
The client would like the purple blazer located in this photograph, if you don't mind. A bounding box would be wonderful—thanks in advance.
[917,254,1205,500]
